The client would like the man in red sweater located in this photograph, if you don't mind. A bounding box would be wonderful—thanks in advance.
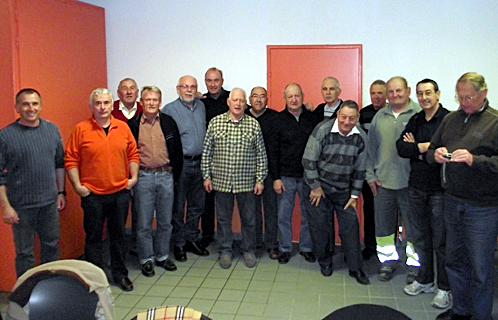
[111,78,143,122]
[65,88,139,292]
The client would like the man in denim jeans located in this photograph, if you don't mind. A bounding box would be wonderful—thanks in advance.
[428,72,498,320]
[268,83,320,264]
[128,86,183,277]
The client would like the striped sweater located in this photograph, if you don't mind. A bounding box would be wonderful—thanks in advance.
[302,118,367,197]
[0,119,64,209]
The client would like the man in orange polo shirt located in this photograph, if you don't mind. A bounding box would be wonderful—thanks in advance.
[65,88,139,292]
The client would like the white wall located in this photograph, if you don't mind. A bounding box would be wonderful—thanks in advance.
[79,0,498,110]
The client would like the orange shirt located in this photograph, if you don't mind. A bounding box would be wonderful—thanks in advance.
[65,116,139,195]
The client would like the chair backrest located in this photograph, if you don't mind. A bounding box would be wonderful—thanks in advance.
[132,306,212,320]
[6,260,115,320]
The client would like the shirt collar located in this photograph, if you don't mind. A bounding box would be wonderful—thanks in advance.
[140,112,159,124]
[331,119,360,137]
[223,111,246,123]
[119,100,137,112]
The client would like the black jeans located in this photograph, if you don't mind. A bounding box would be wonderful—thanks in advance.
[405,187,448,289]
[81,189,130,282]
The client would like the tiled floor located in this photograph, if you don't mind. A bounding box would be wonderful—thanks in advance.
[2,244,498,320]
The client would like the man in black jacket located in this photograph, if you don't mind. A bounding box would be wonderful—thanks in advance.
[428,73,498,320]
[312,77,343,122]
[396,79,450,309]
[199,67,230,248]
[269,83,320,264]
[128,86,183,277]
[245,86,280,259]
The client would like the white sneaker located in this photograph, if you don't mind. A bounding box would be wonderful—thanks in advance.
[404,280,436,296]
[431,289,452,309]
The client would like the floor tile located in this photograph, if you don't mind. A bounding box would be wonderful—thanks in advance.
[210,300,241,314]
[218,289,245,302]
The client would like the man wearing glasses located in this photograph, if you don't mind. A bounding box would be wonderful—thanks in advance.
[162,76,209,262]
[428,72,498,320]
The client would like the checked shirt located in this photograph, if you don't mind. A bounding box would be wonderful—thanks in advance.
[201,112,267,193]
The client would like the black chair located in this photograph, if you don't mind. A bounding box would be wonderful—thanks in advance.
[323,304,411,320]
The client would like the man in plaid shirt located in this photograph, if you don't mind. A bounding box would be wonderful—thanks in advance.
[201,88,267,269]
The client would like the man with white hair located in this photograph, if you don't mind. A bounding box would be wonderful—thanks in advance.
[65,88,139,292]
[202,88,267,269]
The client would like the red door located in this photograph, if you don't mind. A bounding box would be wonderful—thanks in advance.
[267,44,363,243]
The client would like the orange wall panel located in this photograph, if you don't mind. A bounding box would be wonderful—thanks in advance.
[0,0,106,291]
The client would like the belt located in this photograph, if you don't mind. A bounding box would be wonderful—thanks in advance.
[183,154,202,160]
[139,164,173,172]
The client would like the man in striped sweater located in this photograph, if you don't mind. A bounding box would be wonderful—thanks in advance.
[0,88,66,277]
[302,100,369,285]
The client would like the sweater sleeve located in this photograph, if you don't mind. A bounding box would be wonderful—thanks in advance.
[427,118,446,165]
[351,136,367,197]
[302,125,323,189]
[365,116,379,184]
[396,115,421,159]
[64,126,81,171]
[201,122,215,181]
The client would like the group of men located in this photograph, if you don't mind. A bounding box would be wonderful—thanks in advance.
[1,71,497,320]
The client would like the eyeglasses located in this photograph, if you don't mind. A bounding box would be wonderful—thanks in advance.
[177,85,197,90]
[455,92,479,103]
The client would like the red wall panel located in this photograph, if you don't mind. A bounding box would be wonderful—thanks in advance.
[0,0,106,291]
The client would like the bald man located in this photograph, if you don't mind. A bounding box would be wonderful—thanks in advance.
[162,75,209,262]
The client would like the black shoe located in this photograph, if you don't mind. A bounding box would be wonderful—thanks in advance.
[268,248,280,260]
[378,265,394,282]
[349,270,370,285]
[141,261,155,277]
[156,258,177,271]
[320,265,333,277]
[199,237,214,248]
[184,241,209,256]
[436,309,472,320]
[406,267,418,284]
[116,277,133,291]
[278,252,291,264]
[174,246,187,262]
[300,251,316,263]
[361,247,376,260]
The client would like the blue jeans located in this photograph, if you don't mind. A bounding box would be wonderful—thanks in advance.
[277,176,313,253]
[12,202,60,277]
[215,191,256,255]
[304,184,362,271]
[134,170,174,264]
[171,159,205,246]
[406,187,448,289]
[444,195,498,320]
[81,189,130,282]
[254,175,278,249]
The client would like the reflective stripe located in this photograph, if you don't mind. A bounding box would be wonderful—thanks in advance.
[406,241,420,267]
[376,235,399,263]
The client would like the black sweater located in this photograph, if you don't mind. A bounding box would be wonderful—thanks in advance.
[427,101,498,206]
[396,106,450,192]
[268,106,320,180]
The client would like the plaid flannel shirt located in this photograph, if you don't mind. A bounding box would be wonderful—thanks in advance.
[201,112,267,193]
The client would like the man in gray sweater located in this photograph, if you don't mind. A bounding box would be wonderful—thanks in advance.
[0,88,66,277]
[303,101,369,285]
